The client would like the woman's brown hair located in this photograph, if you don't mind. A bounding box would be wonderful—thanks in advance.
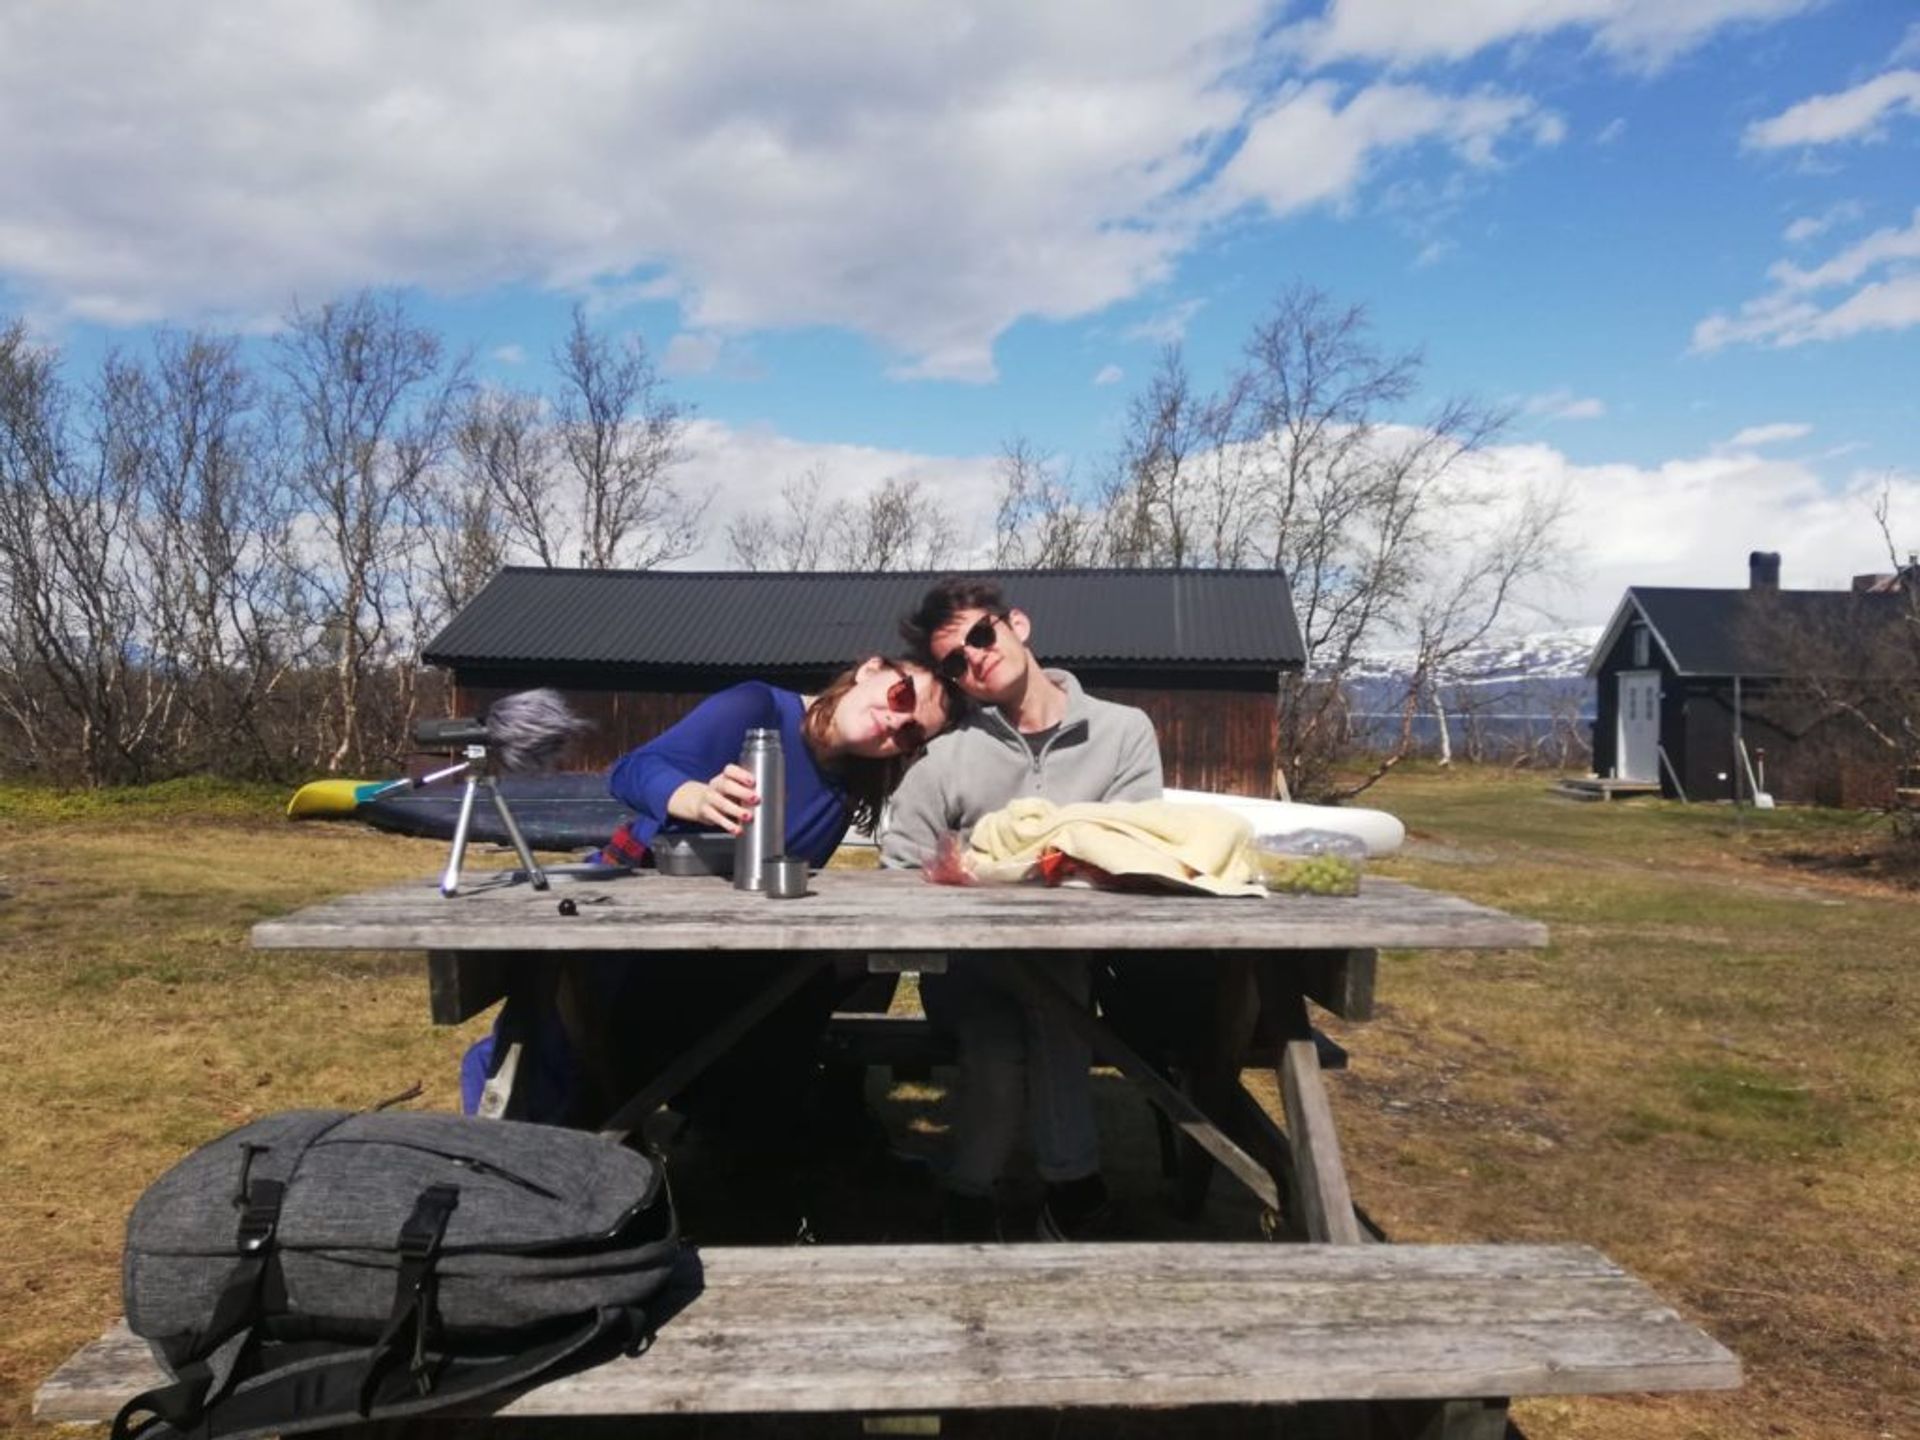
[801,656,938,834]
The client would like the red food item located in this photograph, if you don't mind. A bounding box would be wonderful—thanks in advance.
[922,831,978,886]
[1036,848,1072,885]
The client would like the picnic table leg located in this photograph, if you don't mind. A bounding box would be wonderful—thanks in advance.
[1256,961,1363,1246]
[988,956,1283,1215]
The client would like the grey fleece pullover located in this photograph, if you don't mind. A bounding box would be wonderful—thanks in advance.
[879,668,1164,868]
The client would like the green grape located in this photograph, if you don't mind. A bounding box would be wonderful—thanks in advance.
[1257,849,1360,896]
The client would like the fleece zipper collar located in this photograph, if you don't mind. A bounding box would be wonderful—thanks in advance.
[972,669,1090,762]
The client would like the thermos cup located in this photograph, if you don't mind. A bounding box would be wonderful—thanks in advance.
[732,727,786,891]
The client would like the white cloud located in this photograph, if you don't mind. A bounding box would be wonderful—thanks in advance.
[1595,117,1628,145]
[1768,209,1920,289]
[488,343,526,366]
[1476,441,1920,620]
[1524,388,1606,421]
[1694,208,1920,349]
[1213,81,1555,220]
[1897,22,1920,64]
[1092,363,1125,386]
[1744,69,1920,148]
[1280,0,1819,75]
[663,332,724,377]
[0,4,1587,381]
[1121,299,1206,345]
[1782,200,1862,244]
[0,1,1269,381]
[1723,422,1812,447]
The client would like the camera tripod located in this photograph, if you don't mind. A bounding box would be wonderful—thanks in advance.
[439,744,550,898]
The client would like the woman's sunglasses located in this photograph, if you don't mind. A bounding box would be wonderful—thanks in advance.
[884,671,927,750]
[937,615,1002,682]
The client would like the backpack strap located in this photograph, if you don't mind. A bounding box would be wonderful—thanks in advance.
[195,1306,635,1440]
[355,1183,460,1414]
[110,1178,286,1440]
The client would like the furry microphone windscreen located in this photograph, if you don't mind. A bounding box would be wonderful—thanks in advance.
[482,689,593,774]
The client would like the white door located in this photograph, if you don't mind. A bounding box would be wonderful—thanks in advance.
[1616,670,1660,782]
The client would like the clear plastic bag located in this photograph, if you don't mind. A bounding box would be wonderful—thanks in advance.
[1250,829,1367,896]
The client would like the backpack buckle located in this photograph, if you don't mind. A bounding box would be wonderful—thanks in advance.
[399,1185,460,1261]
[236,1179,284,1253]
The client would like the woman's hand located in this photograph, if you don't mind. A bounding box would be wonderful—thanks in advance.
[666,764,759,835]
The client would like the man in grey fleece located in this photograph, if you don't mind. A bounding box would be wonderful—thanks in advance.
[882,576,1163,1239]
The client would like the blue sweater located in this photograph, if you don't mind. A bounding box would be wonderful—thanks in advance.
[606,683,851,866]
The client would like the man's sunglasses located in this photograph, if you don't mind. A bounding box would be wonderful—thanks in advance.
[884,671,927,750]
[937,615,1002,682]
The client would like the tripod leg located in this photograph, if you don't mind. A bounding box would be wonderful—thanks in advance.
[488,779,549,890]
[442,777,481,897]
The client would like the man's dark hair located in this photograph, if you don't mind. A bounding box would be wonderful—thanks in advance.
[898,576,1008,663]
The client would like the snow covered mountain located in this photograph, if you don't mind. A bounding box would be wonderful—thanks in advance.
[1347,625,1603,686]
[1344,626,1601,727]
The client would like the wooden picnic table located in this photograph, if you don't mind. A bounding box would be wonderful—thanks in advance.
[39,867,1740,1440]
[252,866,1548,1243]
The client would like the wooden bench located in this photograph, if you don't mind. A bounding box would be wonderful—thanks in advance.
[37,1242,1737,1437]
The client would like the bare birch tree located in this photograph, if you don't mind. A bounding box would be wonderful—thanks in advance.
[1230,288,1521,797]
[417,459,508,624]
[273,293,467,772]
[827,476,958,571]
[552,306,702,569]
[1016,284,1553,800]
[726,467,833,570]
[992,437,1097,568]
[118,331,301,776]
[728,468,959,571]
[1393,479,1570,776]
[1097,347,1255,569]
[456,386,559,566]
[0,325,172,783]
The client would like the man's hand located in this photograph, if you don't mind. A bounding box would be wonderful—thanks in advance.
[668,764,759,834]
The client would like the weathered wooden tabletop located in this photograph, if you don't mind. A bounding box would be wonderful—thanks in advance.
[250,869,1547,954]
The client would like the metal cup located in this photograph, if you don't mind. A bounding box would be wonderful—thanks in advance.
[763,856,810,899]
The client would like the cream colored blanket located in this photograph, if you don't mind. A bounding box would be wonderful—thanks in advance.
[966,797,1266,897]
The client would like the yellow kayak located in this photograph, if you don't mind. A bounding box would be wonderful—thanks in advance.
[286,778,402,818]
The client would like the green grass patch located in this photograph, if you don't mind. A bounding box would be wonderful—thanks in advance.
[1664,1058,1847,1155]
[0,774,288,823]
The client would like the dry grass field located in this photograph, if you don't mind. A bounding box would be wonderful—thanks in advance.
[0,769,1914,1439]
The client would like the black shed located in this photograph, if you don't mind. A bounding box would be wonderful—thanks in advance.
[1586,551,1915,805]
[424,567,1307,796]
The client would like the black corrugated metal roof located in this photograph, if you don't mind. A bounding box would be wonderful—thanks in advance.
[1627,586,1909,677]
[424,567,1305,671]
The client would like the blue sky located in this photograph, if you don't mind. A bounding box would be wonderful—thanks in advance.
[2,1,1916,625]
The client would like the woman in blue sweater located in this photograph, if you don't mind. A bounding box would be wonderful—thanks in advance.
[600,656,950,868]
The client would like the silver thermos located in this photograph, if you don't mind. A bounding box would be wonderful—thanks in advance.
[732,727,786,891]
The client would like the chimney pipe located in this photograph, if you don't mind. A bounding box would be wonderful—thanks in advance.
[1748,550,1780,590]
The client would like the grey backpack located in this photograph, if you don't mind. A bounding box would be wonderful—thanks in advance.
[113,1109,683,1440]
